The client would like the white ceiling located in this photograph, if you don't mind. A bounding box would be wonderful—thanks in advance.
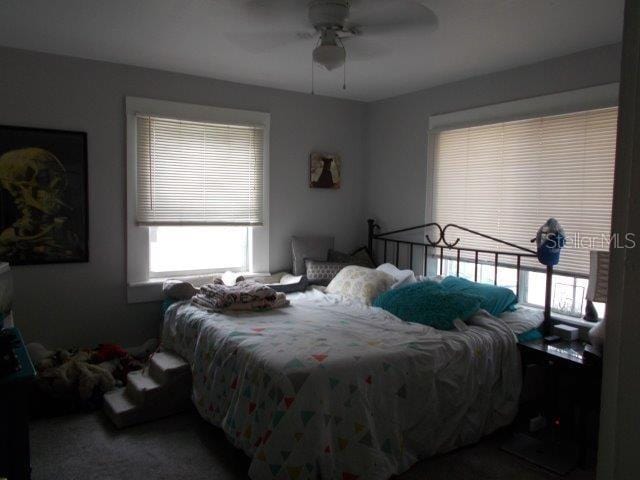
[0,0,624,102]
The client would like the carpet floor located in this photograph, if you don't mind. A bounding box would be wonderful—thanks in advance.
[30,409,596,480]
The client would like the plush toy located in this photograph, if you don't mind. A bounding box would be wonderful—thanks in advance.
[37,349,116,401]
[93,343,128,362]
[162,279,197,300]
[533,218,566,266]
[28,338,159,414]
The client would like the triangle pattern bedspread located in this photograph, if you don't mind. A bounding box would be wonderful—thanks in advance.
[161,291,521,480]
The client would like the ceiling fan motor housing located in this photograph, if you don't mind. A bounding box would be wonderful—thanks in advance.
[308,0,350,30]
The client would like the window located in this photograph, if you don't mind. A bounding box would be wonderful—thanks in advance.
[437,258,606,318]
[431,106,618,317]
[126,98,269,301]
[149,226,248,277]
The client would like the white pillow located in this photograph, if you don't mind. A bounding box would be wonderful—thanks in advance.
[589,319,606,348]
[376,263,417,289]
[327,266,394,305]
[498,306,544,334]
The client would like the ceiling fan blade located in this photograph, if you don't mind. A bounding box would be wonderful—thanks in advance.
[236,0,309,24]
[342,36,391,61]
[348,0,438,36]
[224,30,310,53]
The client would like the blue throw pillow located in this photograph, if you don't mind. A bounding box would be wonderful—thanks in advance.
[517,328,543,343]
[373,281,482,330]
[440,276,518,316]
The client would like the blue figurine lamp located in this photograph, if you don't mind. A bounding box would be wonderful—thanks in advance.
[534,218,565,267]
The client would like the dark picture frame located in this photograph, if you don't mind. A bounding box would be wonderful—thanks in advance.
[309,152,341,189]
[0,125,88,265]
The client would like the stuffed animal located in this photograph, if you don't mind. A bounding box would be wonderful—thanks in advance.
[27,338,159,414]
[163,279,197,300]
[38,352,116,400]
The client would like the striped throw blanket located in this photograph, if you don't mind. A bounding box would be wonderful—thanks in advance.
[192,280,289,312]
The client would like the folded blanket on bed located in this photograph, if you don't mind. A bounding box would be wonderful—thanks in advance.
[226,292,289,311]
[192,280,289,312]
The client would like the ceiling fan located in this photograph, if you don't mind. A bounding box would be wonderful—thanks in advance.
[226,0,438,90]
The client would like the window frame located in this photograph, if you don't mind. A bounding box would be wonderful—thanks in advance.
[125,97,270,303]
[426,84,619,326]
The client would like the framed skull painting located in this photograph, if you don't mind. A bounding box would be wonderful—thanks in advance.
[0,125,88,265]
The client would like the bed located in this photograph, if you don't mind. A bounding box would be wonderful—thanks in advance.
[160,220,553,480]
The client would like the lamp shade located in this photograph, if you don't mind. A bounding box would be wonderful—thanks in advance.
[313,43,346,71]
[586,250,609,303]
[313,29,346,71]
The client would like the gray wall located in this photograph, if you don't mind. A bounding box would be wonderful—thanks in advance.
[0,43,623,349]
[0,47,366,348]
[364,43,623,231]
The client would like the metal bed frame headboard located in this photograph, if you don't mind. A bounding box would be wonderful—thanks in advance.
[367,219,554,328]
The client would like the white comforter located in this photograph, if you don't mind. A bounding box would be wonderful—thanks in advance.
[162,290,521,480]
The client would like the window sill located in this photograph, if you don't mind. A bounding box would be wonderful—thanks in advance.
[519,303,598,340]
[127,271,272,304]
[550,312,599,329]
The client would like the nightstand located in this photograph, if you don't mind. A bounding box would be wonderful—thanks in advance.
[513,338,602,472]
[518,338,600,368]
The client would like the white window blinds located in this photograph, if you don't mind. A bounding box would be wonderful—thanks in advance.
[136,115,265,226]
[432,106,618,276]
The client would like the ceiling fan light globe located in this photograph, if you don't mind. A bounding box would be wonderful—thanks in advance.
[313,44,346,71]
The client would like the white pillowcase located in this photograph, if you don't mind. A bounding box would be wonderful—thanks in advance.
[589,319,606,348]
[376,263,417,289]
[498,306,544,334]
[326,266,394,305]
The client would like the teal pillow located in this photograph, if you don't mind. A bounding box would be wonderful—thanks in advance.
[517,328,543,343]
[373,281,482,330]
[440,276,518,316]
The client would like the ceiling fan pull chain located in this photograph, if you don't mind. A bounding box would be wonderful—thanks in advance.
[343,61,346,90]
[343,48,347,90]
[311,35,322,95]
[337,35,347,90]
[311,56,315,95]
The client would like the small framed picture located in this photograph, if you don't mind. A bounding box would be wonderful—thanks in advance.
[310,152,341,189]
